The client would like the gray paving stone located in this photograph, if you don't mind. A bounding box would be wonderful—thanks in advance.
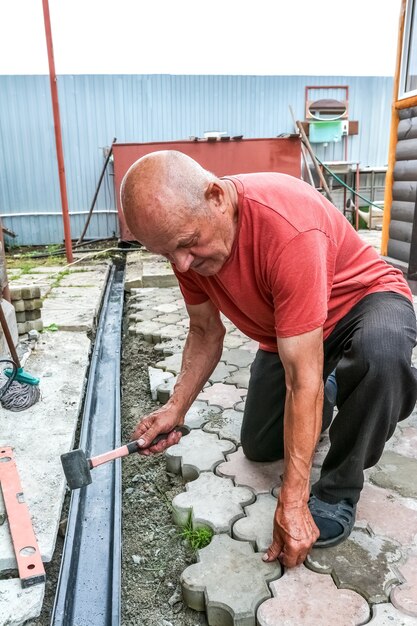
[0,579,45,626]
[307,528,403,603]
[234,400,246,412]
[156,353,184,375]
[132,320,163,343]
[157,324,185,341]
[184,401,221,430]
[203,409,244,444]
[368,602,417,625]
[181,534,281,625]
[386,425,417,460]
[198,383,246,409]
[172,473,255,534]
[313,432,331,467]
[157,376,178,404]
[257,565,370,626]
[390,551,417,618]
[232,493,277,552]
[222,349,254,369]
[128,309,158,322]
[208,362,237,384]
[165,430,235,481]
[217,447,283,494]
[153,338,186,355]
[223,335,249,350]
[154,303,181,313]
[224,368,250,388]
[369,451,417,498]
[148,366,174,400]
[155,313,183,324]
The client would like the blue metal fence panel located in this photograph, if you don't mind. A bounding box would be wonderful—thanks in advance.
[0,74,393,245]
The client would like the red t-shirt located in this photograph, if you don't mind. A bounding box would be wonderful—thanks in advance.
[173,173,411,352]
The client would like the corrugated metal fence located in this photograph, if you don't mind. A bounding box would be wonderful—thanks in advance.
[0,74,393,245]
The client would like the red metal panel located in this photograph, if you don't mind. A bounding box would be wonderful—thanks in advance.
[0,447,45,588]
[113,137,301,241]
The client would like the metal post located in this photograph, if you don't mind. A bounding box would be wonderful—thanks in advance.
[42,0,73,263]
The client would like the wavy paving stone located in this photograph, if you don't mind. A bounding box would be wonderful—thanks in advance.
[153,338,186,355]
[153,302,181,313]
[223,335,249,350]
[386,426,417,460]
[208,362,237,384]
[225,368,251,388]
[369,451,417,498]
[197,382,246,409]
[128,309,158,321]
[172,473,255,534]
[233,493,277,552]
[181,534,281,626]
[155,352,183,375]
[391,551,417,618]
[154,312,182,324]
[307,527,403,603]
[184,401,221,429]
[156,375,178,404]
[235,400,246,412]
[156,324,185,341]
[222,349,254,368]
[257,565,370,626]
[203,409,244,444]
[216,447,283,494]
[148,366,174,400]
[368,602,417,625]
[131,320,163,342]
[356,483,417,545]
[165,429,235,481]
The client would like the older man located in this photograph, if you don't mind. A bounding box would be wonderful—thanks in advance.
[121,150,417,568]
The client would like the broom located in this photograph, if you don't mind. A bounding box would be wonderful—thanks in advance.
[0,301,40,411]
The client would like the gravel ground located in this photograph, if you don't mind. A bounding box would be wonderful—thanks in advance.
[120,325,207,626]
[27,306,207,626]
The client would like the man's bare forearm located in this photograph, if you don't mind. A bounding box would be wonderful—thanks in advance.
[165,323,225,419]
[280,384,324,505]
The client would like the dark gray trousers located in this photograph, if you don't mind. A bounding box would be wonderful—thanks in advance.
[241,292,417,505]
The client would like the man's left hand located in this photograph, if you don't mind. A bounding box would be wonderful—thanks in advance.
[263,500,320,568]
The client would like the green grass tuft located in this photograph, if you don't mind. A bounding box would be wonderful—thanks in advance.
[179,514,213,551]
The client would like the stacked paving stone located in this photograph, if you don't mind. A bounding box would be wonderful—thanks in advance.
[128,285,417,626]
[10,285,43,335]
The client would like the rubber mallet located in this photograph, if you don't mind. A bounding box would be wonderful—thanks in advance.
[61,425,190,490]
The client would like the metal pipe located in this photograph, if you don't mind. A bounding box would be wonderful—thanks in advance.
[77,138,117,245]
[1,210,117,218]
[41,0,73,264]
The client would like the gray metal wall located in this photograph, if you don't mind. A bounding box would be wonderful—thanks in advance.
[0,74,393,245]
[387,106,417,265]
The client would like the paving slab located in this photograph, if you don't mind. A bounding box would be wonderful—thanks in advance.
[156,375,178,404]
[198,382,246,409]
[128,309,159,322]
[257,565,370,626]
[156,353,184,375]
[165,430,236,480]
[0,331,90,571]
[391,551,417,618]
[223,335,250,350]
[307,527,403,603]
[183,401,221,430]
[0,579,45,626]
[172,473,255,534]
[131,320,163,343]
[386,426,417,460]
[157,324,185,341]
[221,349,254,369]
[234,400,246,412]
[203,408,244,444]
[207,362,237,384]
[368,602,417,625]
[356,483,417,545]
[369,451,417,498]
[216,447,283,494]
[181,534,281,626]
[312,431,331,467]
[232,493,277,552]
[148,366,174,400]
[224,367,250,388]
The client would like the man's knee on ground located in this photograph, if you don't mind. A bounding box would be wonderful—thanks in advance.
[241,432,284,463]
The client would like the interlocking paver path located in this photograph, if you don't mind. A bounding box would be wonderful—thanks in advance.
[127,276,417,626]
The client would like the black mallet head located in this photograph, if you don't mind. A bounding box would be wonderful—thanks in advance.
[61,448,92,490]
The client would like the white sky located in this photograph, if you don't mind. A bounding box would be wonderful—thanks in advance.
[0,0,402,76]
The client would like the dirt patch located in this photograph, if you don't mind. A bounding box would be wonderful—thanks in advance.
[120,322,207,626]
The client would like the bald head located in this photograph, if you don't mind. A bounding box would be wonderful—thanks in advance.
[121,151,217,242]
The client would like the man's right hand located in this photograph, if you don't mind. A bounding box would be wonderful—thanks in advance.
[130,406,183,456]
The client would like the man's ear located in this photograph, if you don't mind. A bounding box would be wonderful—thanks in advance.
[204,182,226,210]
